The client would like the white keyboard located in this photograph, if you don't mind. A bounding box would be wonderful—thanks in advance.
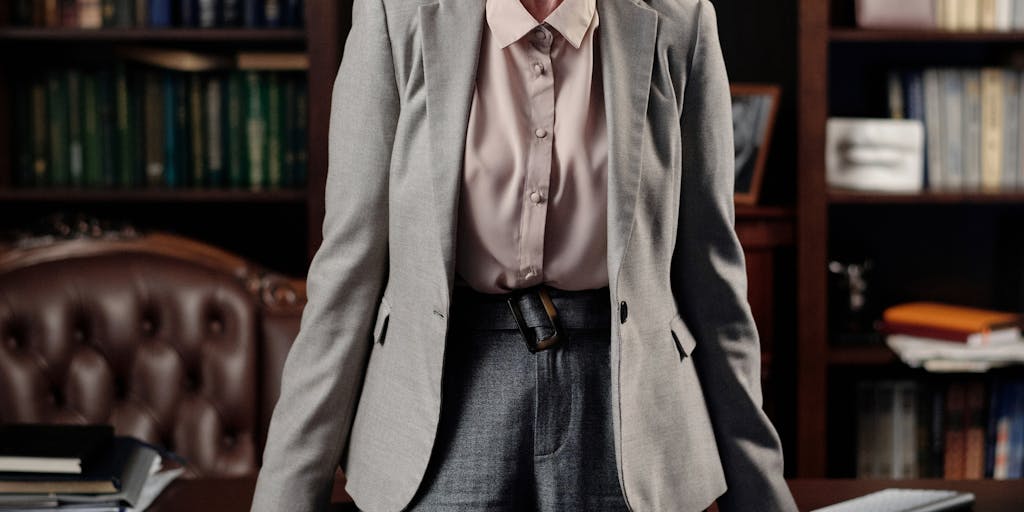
[810,488,975,512]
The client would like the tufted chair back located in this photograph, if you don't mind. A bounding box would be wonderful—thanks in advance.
[0,228,306,477]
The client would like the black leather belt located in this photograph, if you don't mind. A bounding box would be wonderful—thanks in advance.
[451,283,611,353]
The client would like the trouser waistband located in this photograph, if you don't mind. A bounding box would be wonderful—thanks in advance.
[450,283,611,331]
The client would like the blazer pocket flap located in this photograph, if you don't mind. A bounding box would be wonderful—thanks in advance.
[372,297,392,345]
[670,313,697,359]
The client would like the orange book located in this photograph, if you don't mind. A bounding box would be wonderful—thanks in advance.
[883,302,1021,337]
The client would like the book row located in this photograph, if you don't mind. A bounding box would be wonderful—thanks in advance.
[888,66,1024,192]
[11,64,308,190]
[932,0,1024,31]
[9,0,304,29]
[856,376,1024,480]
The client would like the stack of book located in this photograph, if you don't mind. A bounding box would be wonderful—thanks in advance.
[0,423,176,510]
[856,0,1024,32]
[888,66,1024,193]
[11,53,308,191]
[856,376,1024,479]
[880,301,1024,372]
[9,0,305,29]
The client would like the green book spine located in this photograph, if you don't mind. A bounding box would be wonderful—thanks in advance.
[226,71,245,188]
[13,80,33,186]
[47,70,70,187]
[282,76,296,188]
[266,72,282,189]
[82,71,103,187]
[245,70,266,190]
[205,74,226,188]
[114,62,134,187]
[130,67,146,186]
[31,76,49,187]
[66,68,84,187]
[162,71,178,187]
[188,73,205,188]
[97,69,116,187]
[295,77,307,187]
[175,74,190,188]
[102,0,116,26]
[143,70,165,187]
[114,0,133,26]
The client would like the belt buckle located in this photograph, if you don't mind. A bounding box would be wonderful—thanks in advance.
[507,285,563,353]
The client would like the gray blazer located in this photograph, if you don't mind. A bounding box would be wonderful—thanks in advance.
[251,0,798,511]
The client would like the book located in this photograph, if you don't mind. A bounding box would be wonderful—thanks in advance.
[47,69,70,187]
[236,52,309,71]
[1002,70,1019,191]
[245,70,267,189]
[149,0,172,27]
[0,424,113,474]
[944,381,967,479]
[116,47,233,73]
[964,379,986,478]
[857,381,877,477]
[897,381,919,478]
[67,68,84,187]
[980,67,1004,190]
[941,68,965,191]
[205,73,225,187]
[963,68,983,190]
[143,69,165,186]
[0,436,160,506]
[881,301,1023,345]
[924,69,944,189]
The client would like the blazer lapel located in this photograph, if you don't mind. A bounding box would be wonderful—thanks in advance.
[598,0,658,294]
[421,0,486,290]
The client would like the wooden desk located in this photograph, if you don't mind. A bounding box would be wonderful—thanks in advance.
[149,476,1023,511]
[785,479,1022,511]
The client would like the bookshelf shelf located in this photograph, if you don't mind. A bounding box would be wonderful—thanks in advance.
[0,188,308,203]
[0,28,308,44]
[829,28,1024,43]
[827,189,1024,204]
[827,345,898,366]
[0,1,344,263]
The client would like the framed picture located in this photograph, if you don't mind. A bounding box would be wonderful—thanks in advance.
[731,83,780,205]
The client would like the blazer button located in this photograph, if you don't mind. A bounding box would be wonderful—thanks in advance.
[619,301,628,324]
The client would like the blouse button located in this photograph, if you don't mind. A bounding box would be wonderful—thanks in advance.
[530,191,544,204]
[533,62,544,75]
[535,128,548,138]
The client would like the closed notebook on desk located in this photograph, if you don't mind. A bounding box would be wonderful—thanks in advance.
[0,435,147,494]
[0,424,113,475]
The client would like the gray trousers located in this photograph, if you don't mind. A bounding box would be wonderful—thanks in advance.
[401,284,628,511]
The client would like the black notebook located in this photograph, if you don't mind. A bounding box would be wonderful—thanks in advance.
[0,424,114,475]
[0,435,151,494]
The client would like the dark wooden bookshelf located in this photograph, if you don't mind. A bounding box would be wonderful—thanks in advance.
[830,28,1024,43]
[828,345,898,366]
[0,188,308,203]
[827,189,1024,204]
[799,1,1024,479]
[0,2,344,273]
[0,27,307,43]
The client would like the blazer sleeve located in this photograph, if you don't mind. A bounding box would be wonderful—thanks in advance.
[670,1,797,511]
[250,0,399,510]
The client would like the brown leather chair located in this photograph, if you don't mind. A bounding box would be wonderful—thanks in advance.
[0,223,306,478]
